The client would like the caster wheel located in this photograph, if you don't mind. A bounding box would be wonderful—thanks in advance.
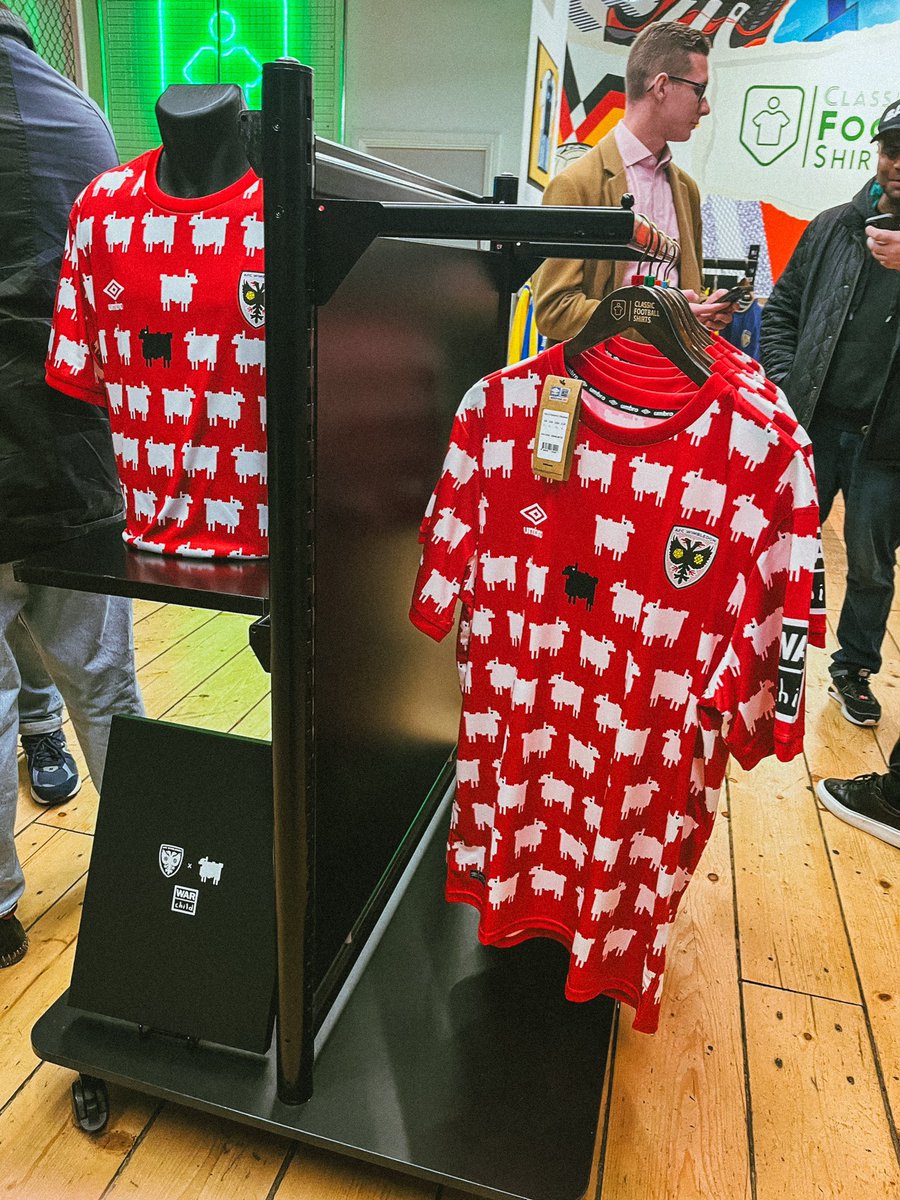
[71,1074,109,1133]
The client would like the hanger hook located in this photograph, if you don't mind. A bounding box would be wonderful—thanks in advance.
[648,221,662,285]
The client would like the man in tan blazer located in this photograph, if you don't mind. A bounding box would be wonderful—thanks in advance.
[533,24,736,342]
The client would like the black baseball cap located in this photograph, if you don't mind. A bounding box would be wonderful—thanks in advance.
[873,99,900,140]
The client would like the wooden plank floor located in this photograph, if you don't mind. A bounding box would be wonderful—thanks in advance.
[0,506,898,1199]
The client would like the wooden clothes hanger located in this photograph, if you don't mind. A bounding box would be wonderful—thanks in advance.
[641,227,714,354]
[564,283,713,385]
[653,283,714,353]
[564,216,713,384]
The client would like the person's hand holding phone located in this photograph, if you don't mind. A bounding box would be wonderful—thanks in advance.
[865,213,900,271]
[715,281,754,305]
[682,287,743,331]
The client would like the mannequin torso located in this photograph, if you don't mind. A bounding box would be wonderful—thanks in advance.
[155,83,250,199]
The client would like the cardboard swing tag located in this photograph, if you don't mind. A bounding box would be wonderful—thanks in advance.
[532,375,583,482]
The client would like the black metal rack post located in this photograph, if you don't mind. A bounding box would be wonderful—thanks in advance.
[491,172,520,353]
[262,60,317,1105]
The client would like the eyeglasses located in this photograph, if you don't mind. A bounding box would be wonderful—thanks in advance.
[666,74,707,102]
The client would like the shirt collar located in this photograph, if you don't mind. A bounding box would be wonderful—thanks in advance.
[615,121,672,171]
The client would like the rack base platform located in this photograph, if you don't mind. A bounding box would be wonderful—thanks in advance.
[33,802,613,1200]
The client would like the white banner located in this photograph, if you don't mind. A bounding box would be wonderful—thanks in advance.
[693,26,900,219]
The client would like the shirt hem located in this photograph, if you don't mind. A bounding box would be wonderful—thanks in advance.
[45,371,104,406]
[409,606,451,642]
[445,886,658,1031]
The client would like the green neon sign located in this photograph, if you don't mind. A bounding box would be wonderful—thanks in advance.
[157,2,290,104]
[98,3,344,162]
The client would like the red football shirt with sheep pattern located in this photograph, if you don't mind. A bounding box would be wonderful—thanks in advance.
[45,148,267,558]
[410,343,818,1033]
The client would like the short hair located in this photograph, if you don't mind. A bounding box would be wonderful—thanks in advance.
[625,24,710,102]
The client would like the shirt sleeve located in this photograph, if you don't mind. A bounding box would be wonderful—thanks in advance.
[777,447,826,650]
[45,195,105,406]
[703,460,818,768]
[410,387,484,642]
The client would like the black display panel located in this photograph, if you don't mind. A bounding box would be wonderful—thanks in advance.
[69,716,276,1053]
[313,237,502,978]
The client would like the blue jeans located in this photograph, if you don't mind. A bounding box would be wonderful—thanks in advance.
[8,617,65,736]
[810,415,900,677]
[0,565,144,914]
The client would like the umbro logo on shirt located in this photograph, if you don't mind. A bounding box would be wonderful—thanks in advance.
[103,279,124,310]
[521,503,547,537]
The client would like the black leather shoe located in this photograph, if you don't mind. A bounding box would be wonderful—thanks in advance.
[0,914,28,968]
[816,774,900,848]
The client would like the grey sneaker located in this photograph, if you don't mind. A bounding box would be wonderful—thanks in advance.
[21,730,81,806]
[816,774,900,848]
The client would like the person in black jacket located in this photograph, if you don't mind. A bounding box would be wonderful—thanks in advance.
[761,100,900,740]
[0,4,143,965]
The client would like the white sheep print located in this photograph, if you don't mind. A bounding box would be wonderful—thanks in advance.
[410,343,818,1033]
[45,148,267,558]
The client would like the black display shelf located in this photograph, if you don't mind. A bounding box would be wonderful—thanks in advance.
[13,523,268,615]
[33,796,614,1200]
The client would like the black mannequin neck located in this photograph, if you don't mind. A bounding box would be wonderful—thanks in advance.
[155,84,250,199]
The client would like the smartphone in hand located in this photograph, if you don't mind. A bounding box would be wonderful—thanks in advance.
[865,212,900,232]
[712,281,753,306]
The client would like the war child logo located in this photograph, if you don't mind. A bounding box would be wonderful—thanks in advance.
[172,885,199,916]
[776,620,808,723]
[665,526,718,588]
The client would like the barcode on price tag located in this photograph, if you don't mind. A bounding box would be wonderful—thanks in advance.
[536,409,570,463]
[532,373,582,481]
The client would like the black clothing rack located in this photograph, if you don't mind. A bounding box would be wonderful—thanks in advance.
[703,243,761,289]
[24,58,667,1199]
[260,58,671,1109]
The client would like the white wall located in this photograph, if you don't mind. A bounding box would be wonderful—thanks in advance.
[344,0,532,194]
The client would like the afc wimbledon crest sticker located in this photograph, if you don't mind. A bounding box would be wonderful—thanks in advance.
[159,844,184,878]
[239,272,265,328]
[665,526,718,588]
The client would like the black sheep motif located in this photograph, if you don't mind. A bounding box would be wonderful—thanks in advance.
[139,327,173,367]
[562,564,598,611]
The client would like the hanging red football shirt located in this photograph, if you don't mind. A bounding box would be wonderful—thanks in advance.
[46,147,267,558]
[411,343,817,1033]
[577,336,827,646]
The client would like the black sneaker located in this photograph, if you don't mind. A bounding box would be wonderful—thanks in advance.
[20,730,81,806]
[816,775,900,849]
[827,670,881,727]
[0,913,28,968]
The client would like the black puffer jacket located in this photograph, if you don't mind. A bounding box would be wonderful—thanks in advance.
[0,12,124,564]
[760,181,900,467]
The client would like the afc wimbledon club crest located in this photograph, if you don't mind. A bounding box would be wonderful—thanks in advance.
[665,526,718,588]
[239,272,265,328]
[159,844,184,878]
